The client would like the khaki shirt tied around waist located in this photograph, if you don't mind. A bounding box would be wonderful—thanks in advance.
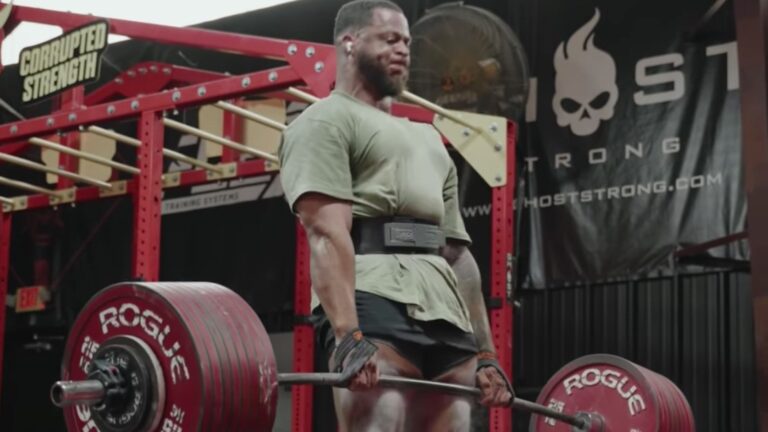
[279,91,473,332]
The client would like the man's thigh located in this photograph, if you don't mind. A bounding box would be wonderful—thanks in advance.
[333,342,420,432]
[408,356,477,432]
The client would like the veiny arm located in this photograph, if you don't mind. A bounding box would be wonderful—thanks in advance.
[295,193,357,343]
[441,242,495,353]
[442,241,512,406]
[295,192,379,390]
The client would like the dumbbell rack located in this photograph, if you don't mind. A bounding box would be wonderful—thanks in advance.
[0,4,516,431]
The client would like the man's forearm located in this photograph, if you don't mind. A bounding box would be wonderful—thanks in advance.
[450,247,496,353]
[306,227,358,342]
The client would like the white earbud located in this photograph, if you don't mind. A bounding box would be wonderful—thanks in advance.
[345,42,353,54]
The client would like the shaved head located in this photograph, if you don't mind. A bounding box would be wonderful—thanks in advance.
[334,0,403,42]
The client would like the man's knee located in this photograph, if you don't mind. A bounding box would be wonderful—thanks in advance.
[409,393,472,432]
[335,388,409,432]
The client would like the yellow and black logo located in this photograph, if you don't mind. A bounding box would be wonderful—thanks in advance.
[19,20,108,103]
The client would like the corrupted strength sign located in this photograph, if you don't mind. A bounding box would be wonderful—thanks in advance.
[18,20,108,103]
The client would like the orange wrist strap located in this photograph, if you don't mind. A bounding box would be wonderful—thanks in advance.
[477,351,497,360]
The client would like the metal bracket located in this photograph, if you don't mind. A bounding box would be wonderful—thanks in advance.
[99,180,128,198]
[485,296,504,309]
[264,160,280,172]
[50,188,76,205]
[432,111,507,187]
[205,162,237,181]
[162,173,181,188]
[2,196,28,213]
[284,41,336,98]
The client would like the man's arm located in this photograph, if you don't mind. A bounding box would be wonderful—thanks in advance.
[441,242,494,352]
[295,193,358,342]
[442,241,513,406]
[295,193,379,390]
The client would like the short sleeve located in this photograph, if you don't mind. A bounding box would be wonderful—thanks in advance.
[441,161,472,244]
[278,117,355,211]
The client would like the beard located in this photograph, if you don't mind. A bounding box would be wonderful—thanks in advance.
[356,51,407,97]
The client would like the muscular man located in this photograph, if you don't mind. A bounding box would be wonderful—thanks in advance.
[279,1,513,430]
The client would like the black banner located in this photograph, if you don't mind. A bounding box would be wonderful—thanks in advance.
[508,0,747,286]
[0,0,748,296]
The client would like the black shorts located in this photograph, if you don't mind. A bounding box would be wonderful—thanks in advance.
[314,291,479,380]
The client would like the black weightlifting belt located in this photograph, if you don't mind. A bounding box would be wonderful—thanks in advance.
[351,217,445,255]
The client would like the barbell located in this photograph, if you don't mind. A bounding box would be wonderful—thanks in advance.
[50,282,694,431]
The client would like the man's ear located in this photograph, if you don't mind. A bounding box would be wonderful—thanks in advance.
[339,33,355,55]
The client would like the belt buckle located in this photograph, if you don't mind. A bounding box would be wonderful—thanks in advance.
[383,222,444,249]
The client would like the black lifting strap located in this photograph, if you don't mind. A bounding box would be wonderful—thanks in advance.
[330,328,378,387]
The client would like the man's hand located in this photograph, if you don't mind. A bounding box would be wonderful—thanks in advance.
[476,353,514,406]
[331,328,380,391]
[347,354,380,391]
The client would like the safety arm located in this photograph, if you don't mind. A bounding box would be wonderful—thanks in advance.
[295,193,358,343]
[442,242,496,353]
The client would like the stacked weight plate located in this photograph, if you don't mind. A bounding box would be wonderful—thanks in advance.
[60,282,278,432]
[634,360,696,431]
[529,354,694,431]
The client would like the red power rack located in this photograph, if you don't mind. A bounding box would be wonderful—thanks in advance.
[0,4,516,431]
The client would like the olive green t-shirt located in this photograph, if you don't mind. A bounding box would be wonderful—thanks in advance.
[279,91,473,332]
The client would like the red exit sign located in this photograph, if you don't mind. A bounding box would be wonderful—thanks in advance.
[15,285,47,313]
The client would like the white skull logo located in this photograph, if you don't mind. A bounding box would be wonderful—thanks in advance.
[552,9,618,137]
